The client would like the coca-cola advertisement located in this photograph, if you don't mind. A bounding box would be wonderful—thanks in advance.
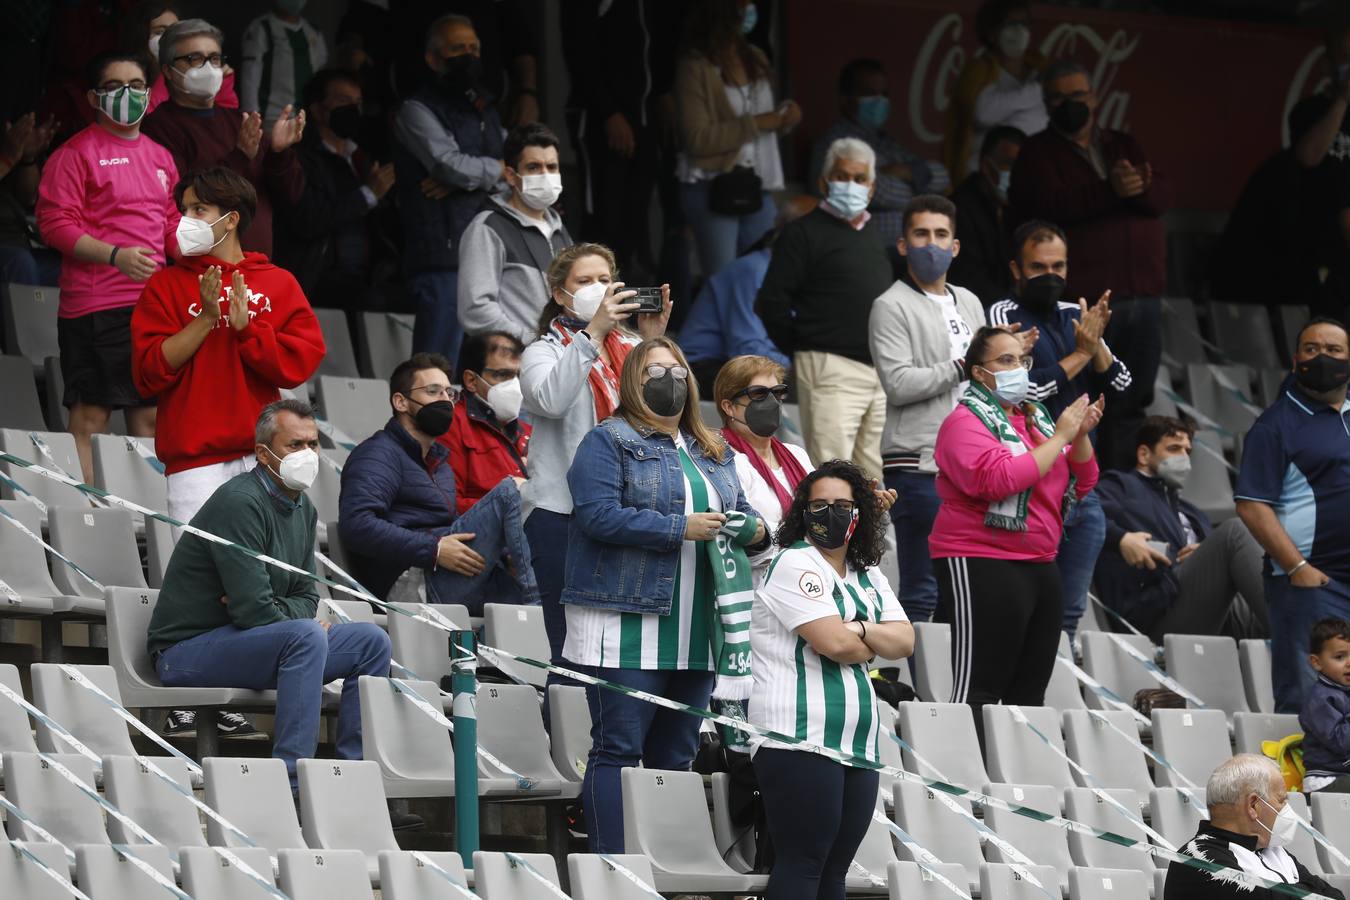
[784,0,1324,210]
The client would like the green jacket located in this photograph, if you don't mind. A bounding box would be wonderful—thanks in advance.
[147,467,319,656]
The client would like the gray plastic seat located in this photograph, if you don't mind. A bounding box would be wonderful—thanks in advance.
[1047,631,1087,710]
[887,860,979,900]
[181,846,278,900]
[145,516,176,589]
[1150,709,1231,788]
[710,771,757,873]
[1149,788,1205,859]
[0,663,39,757]
[1154,866,1167,898]
[103,754,206,852]
[1207,302,1281,369]
[980,862,1061,900]
[621,768,765,894]
[0,841,74,899]
[983,783,1073,893]
[1062,710,1154,798]
[298,758,398,878]
[1069,866,1152,900]
[1064,787,1153,877]
[359,675,456,797]
[386,602,472,686]
[483,602,551,688]
[278,848,375,900]
[896,701,989,789]
[48,506,145,601]
[359,312,415,380]
[911,621,952,702]
[2,751,106,847]
[474,851,566,899]
[312,307,361,378]
[568,853,661,900]
[30,663,135,757]
[1160,298,1206,366]
[1079,632,1158,713]
[1239,639,1275,714]
[3,283,59,366]
[875,701,901,803]
[1311,793,1350,875]
[1162,634,1248,712]
[0,428,88,510]
[315,375,388,448]
[75,843,175,900]
[477,683,570,796]
[547,684,591,783]
[1285,792,1323,875]
[1232,711,1300,755]
[377,850,469,900]
[90,434,166,518]
[1187,431,1236,522]
[850,798,900,889]
[984,705,1074,791]
[204,756,307,852]
[0,358,48,429]
[892,780,983,891]
[0,500,65,618]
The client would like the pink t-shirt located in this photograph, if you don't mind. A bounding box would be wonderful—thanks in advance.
[929,403,1099,562]
[36,124,180,318]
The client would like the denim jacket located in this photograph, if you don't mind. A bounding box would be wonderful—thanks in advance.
[562,416,764,613]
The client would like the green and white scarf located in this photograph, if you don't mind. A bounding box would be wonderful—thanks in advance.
[706,509,759,702]
[959,381,1076,531]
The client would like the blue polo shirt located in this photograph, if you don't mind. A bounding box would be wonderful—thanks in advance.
[1235,383,1350,581]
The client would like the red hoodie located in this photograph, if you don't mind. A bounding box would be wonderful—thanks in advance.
[132,252,326,475]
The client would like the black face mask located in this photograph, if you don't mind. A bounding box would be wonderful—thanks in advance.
[1019,273,1066,315]
[643,372,688,418]
[1295,353,1350,393]
[411,399,455,437]
[740,396,781,437]
[803,504,858,550]
[1049,99,1091,135]
[327,103,361,140]
[440,54,484,89]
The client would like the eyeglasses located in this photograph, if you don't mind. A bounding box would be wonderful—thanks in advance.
[480,368,518,381]
[409,384,457,400]
[173,52,226,69]
[981,354,1034,371]
[807,499,855,515]
[99,81,149,92]
[734,383,788,403]
[645,364,688,380]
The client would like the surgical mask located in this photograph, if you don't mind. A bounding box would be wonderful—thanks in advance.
[148,34,162,63]
[1294,353,1350,393]
[643,370,688,417]
[996,168,1012,197]
[564,282,608,321]
[264,446,319,492]
[740,2,758,34]
[412,399,455,437]
[1019,273,1066,315]
[1049,99,1091,135]
[803,503,858,550]
[96,85,150,127]
[907,243,953,284]
[998,23,1031,59]
[177,61,224,100]
[176,214,230,256]
[740,395,781,437]
[1258,798,1299,851]
[518,172,562,210]
[484,377,523,422]
[1155,454,1190,489]
[855,94,890,131]
[983,366,1030,406]
[327,103,361,140]
[826,180,870,220]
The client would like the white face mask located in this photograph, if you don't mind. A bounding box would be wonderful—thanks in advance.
[484,376,523,422]
[518,172,562,210]
[999,23,1031,59]
[264,446,319,492]
[177,62,224,100]
[177,213,229,256]
[565,281,608,322]
[1155,454,1191,489]
[1258,797,1299,851]
[148,33,162,62]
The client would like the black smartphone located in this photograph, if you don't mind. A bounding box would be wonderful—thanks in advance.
[631,287,664,314]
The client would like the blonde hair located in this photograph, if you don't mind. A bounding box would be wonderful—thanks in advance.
[712,355,787,425]
[538,242,619,335]
[618,337,725,460]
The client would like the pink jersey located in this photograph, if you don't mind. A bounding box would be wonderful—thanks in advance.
[929,403,1099,562]
[36,124,180,318]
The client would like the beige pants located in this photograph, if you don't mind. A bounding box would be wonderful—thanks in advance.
[794,351,886,480]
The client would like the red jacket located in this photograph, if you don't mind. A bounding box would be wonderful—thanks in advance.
[1009,127,1170,299]
[437,393,530,515]
[131,252,326,475]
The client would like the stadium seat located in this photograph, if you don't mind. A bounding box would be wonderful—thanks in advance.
[1256,367,1288,407]
[47,506,146,601]
[1149,788,1205,857]
[90,434,165,518]
[896,702,989,789]
[1285,792,1323,875]
[358,675,457,798]
[1068,866,1151,900]
[2,751,106,848]
[1161,298,1206,363]
[473,851,566,900]
[1154,866,1167,898]
[980,862,1061,900]
[386,602,472,686]
[277,848,375,900]
[1232,711,1300,755]
[850,798,900,888]
[103,754,206,852]
[0,663,39,758]
[1311,792,1350,875]
[1064,787,1153,878]
[315,375,388,448]
[621,768,766,894]
[886,861,974,900]
[1150,709,1231,788]
[145,516,176,589]
[1162,634,1249,712]
[359,312,415,381]
[984,705,1074,792]
[298,759,399,879]
[983,784,1073,892]
[2,283,59,368]
[377,850,469,900]
[1046,632,1086,710]
[891,780,983,891]
[1187,431,1237,521]
[0,357,48,430]
[1187,363,1259,448]
[30,663,135,757]
[1061,709,1154,798]
[181,846,278,900]
[547,684,591,783]
[876,700,902,803]
[1238,639,1275,714]
[320,598,378,626]
[42,356,66,431]
[312,307,362,378]
[0,841,76,900]
[709,771,757,874]
[0,501,84,648]
[1206,302,1281,369]
[1274,304,1312,367]
[1079,632,1157,713]
[0,428,88,511]
[1325,874,1350,898]
[569,854,660,900]
[1144,366,1181,419]
[477,683,572,796]
[75,843,175,900]
[204,756,307,853]
[483,603,551,688]
[911,622,952,703]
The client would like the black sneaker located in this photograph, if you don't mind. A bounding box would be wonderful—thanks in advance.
[217,712,268,740]
[565,799,586,839]
[390,809,425,832]
[163,709,195,738]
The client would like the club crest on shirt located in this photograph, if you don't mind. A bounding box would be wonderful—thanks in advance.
[799,571,824,599]
[865,587,878,604]
[157,168,170,193]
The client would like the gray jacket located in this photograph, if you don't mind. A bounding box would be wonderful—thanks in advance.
[868,278,986,474]
[458,196,573,345]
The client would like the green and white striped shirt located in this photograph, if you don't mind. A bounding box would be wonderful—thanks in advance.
[749,542,906,763]
[564,434,721,670]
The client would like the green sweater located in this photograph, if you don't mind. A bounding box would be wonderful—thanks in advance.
[147,468,320,656]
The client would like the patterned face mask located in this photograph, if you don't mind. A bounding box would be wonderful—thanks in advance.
[97,85,150,126]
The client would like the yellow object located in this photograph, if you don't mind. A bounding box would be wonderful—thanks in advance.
[1262,734,1306,793]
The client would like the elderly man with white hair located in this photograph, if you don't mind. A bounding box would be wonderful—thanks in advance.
[1165,754,1344,899]
[756,136,895,479]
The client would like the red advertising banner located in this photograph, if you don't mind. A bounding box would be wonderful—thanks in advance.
[784,0,1324,210]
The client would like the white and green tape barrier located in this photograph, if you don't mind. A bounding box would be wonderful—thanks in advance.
[1054,651,1152,728]
[409,851,478,900]
[875,813,972,899]
[1105,632,1208,708]
[595,853,666,899]
[1,828,93,900]
[108,844,193,900]
[502,851,573,899]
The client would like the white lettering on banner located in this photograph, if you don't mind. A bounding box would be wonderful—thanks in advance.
[909,14,965,143]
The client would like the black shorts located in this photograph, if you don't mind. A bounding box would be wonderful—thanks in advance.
[57,307,154,409]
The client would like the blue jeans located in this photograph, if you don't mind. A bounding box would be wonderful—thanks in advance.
[581,666,715,852]
[1057,491,1106,640]
[409,269,463,366]
[424,479,540,614]
[524,509,571,664]
[1266,575,1350,713]
[679,182,777,280]
[0,244,61,286]
[884,469,939,623]
[156,619,391,790]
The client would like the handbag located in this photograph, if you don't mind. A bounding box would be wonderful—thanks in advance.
[708,165,763,215]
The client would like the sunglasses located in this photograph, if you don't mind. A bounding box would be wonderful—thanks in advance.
[734,383,788,403]
[645,364,688,380]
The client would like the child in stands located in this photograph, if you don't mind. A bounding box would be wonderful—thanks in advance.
[1301,618,1350,792]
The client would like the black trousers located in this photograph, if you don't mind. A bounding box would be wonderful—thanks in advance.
[934,556,1063,742]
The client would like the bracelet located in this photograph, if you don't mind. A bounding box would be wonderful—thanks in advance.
[858,619,868,642]
[109,246,120,266]
[1288,559,1309,577]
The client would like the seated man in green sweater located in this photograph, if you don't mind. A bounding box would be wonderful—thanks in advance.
[146,399,396,801]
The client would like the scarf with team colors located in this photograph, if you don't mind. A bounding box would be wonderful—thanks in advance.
[706,509,759,702]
